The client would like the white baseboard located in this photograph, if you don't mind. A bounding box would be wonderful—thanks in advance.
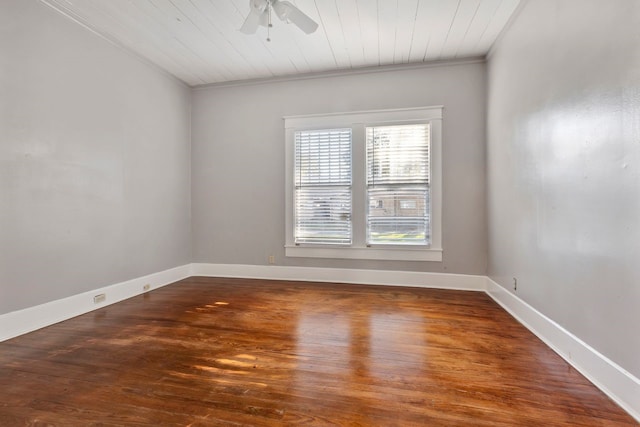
[190,263,486,291]
[0,264,191,343]
[485,277,640,423]
[1,263,637,422]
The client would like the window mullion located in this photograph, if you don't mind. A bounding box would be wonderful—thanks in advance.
[351,123,366,247]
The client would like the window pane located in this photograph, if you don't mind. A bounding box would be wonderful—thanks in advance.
[295,129,351,186]
[295,187,351,244]
[366,124,430,245]
[295,128,352,244]
[366,124,429,185]
[367,187,428,245]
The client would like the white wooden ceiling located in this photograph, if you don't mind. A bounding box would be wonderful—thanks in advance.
[42,0,520,87]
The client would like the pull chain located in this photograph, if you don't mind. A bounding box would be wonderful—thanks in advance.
[267,0,272,42]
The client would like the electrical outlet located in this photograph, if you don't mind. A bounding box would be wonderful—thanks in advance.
[94,293,106,304]
[513,277,517,291]
[268,255,275,264]
[143,284,151,291]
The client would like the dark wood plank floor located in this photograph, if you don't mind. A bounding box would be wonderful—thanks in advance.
[0,277,636,426]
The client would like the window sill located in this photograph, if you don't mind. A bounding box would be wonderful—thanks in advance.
[285,245,443,262]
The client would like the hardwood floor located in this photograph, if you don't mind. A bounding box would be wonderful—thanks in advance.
[0,277,636,426]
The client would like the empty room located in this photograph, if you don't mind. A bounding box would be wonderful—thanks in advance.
[1,0,639,425]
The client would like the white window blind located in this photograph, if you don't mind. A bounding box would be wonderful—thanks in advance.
[366,124,430,245]
[294,128,352,244]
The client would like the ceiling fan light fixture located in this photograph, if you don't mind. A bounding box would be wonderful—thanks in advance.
[272,1,289,21]
[251,0,268,14]
[240,0,318,38]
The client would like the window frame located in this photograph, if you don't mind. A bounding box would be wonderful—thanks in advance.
[284,107,443,262]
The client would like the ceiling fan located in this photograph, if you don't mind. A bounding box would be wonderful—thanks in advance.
[240,0,319,40]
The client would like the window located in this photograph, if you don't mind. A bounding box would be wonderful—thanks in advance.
[295,128,352,244]
[285,107,442,261]
[366,124,429,245]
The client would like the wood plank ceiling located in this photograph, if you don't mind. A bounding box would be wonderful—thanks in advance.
[41,0,521,87]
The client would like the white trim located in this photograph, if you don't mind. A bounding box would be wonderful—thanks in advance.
[39,1,190,89]
[284,245,443,261]
[283,106,444,125]
[192,58,486,90]
[0,264,191,343]
[486,0,530,61]
[485,277,640,423]
[190,263,484,291]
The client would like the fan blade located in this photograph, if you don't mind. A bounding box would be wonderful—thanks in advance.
[240,0,269,34]
[272,0,319,34]
[240,12,261,34]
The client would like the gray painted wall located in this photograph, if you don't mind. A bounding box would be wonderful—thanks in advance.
[192,62,487,275]
[0,0,192,315]
[487,0,640,378]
